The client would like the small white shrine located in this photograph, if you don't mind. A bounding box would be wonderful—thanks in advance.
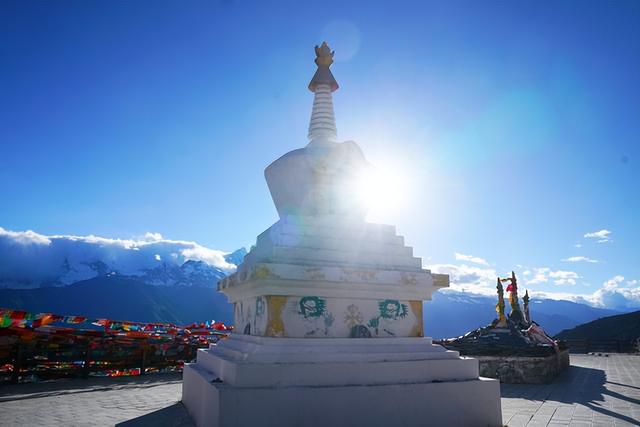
[182,42,502,427]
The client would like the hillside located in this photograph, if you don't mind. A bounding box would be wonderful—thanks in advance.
[0,275,233,325]
[555,310,640,341]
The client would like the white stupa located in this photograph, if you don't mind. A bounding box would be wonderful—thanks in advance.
[182,42,502,427]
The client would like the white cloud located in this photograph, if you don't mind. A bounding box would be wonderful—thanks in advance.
[574,243,582,248]
[562,256,599,264]
[550,270,580,285]
[527,290,591,304]
[526,268,550,285]
[0,227,51,245]
[144,232,163,241]
[454,252,489,266]
[429,258,640,310]
[589,275,640,309]
[602,275,624,290]
[584,229,612,243]
[181,246,230,268]
[428,263,497,296]
[529,275,640,310]
[0,227,237,288]
[429,260,579,297]
[525,267,580,286]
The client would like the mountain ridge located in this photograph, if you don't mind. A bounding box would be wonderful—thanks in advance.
[555,310,640,341]
[0,276,621,338]
[0,276,233,325]
[0,230,626,336]
[424,290,621,338]
[0,247,247,290]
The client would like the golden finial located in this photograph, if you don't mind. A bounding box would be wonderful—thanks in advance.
[314,41,334,67]
[309,41,338,92]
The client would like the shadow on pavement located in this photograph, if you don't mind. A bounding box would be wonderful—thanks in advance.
[116,402,194,427]
[501,364,639,425]
[0,373,182,402]
[607,379,640,391]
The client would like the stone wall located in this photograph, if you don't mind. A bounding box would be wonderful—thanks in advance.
[473,349,570,384]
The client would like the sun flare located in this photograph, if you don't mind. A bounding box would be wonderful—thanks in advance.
[355,163,410,223]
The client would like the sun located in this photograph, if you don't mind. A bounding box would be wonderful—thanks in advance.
[354,162,410,223]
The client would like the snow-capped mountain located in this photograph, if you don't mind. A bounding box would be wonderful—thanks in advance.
[137,248,247,287]
[223,248,248,267]
[0,227,625,335]
[0,256,236,289]
[126,259,226,288]
[0,227,245,289]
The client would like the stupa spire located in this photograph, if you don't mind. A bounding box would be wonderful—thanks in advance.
[308,42,338,143]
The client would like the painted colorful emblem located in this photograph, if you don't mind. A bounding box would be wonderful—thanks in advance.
[378,299,409,319]
[298,296,327,318]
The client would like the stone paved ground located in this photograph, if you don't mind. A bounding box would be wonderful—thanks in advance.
[0,373,194,427]
[0,354,637,426]
[501,354,640,426]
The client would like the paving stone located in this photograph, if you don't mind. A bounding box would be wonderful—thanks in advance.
[501,354,640,426]
[0,355,638,426]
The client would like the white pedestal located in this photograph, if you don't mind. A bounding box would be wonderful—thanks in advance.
[182,335,502,427]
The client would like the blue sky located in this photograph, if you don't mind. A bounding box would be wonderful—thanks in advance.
[1,1,639,307]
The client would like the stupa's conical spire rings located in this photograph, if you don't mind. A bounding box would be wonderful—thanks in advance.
[308,42,338,142]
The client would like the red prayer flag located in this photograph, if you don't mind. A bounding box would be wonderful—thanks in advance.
[11,311,27,320]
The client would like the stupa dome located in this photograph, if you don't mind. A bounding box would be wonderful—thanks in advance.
[264,42,370,219]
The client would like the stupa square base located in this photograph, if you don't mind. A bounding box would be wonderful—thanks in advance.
[182,362,502,427]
